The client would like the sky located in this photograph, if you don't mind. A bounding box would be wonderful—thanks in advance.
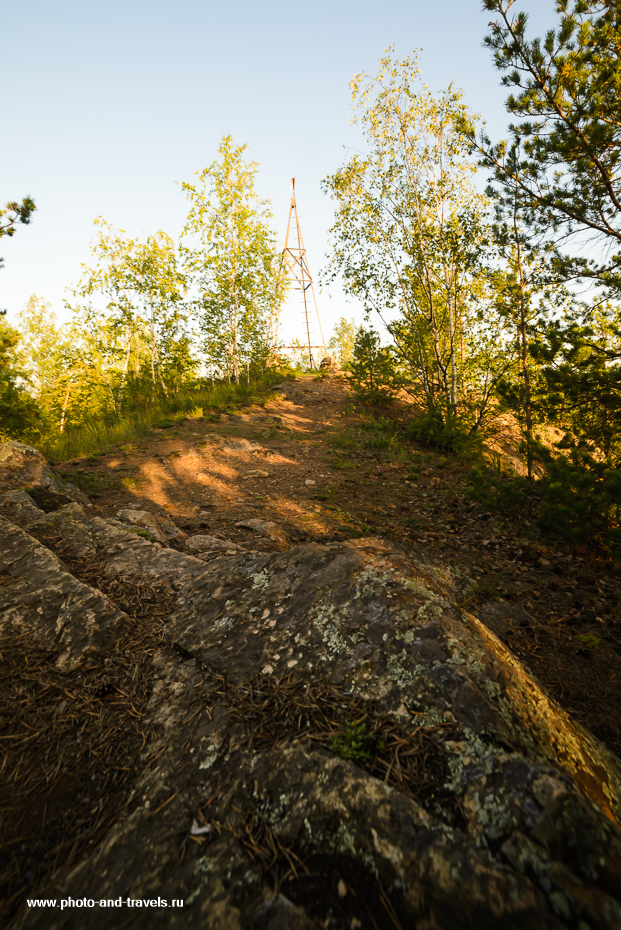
[2,0,558,346]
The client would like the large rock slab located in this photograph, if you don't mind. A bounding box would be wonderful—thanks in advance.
[17,502,209,589]
[0,514,129,669]
[11,530,621,929]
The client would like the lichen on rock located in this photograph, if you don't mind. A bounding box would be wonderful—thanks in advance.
[2,482,621,928]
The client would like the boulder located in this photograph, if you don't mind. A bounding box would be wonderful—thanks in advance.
[9,525,621,929]
[116,508,186,546]
[3,474,621,929]
[319,354,340,373]
[235,517,288,544]
[222,438,264,454]
[0,441,91,507]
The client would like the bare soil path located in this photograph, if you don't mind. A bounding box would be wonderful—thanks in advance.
[58,373,621,760]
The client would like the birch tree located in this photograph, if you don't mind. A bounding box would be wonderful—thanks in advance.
[323,50,506,425]
[66,221,191,416]
[181,136,285,380]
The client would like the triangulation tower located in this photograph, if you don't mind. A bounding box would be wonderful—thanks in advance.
[273,178,326,369]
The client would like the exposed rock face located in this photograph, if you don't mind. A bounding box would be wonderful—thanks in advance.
[2,494,621,928]
[0,441,91,507]
[0,514,129,670]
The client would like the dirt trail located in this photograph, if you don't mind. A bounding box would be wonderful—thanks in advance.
[58,372,621,759]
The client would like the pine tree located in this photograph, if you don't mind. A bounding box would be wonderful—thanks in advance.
[479,0,621,294]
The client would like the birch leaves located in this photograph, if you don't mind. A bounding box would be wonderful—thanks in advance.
[181,136,285,381]
[323,51,496,422]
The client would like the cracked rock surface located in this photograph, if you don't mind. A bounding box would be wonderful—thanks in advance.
[2,494,621,929]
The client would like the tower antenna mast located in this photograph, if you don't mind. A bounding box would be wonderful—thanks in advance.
[273,178,326,369]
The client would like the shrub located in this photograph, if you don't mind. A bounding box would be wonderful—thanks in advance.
[407,410,481,458]
[468,443,621,556]
[349,328,400,404]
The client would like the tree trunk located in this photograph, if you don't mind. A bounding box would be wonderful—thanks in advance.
[514,219,534,483]
[117,333,133,415]
[233,283,240,383]
[59,380,72,434]
[150,322,157,393]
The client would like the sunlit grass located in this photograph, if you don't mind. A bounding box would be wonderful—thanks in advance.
[39,381,274,463]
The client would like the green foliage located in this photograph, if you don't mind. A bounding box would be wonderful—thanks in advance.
[329,456,355,470]
[181,136,285,381]
[0,314,41,439]
[535,445,621,551]
[531,307,621,466]
[36,379,273,463]
[469,444,621,556]
[0,196,36,238]
[328,720,382,764]
[123,527,152,539]
[349,327,400,404]
[0,196,36,270]
[575,634,602,650]
[67,221,193,419]
[323,50,507,424]
[328,317,357,367]
[328,429,359,451]
[468,466,531,513]
[480,0,621,294]
[407,410,481,458]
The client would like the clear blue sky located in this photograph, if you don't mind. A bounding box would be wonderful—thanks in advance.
[2,0,556,343]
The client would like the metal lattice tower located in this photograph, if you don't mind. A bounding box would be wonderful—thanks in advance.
[273,178,326,369]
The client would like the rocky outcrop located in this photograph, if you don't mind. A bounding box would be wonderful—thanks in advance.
[0,441,91,507]
[2,493,621,928]
[0,514,129,670]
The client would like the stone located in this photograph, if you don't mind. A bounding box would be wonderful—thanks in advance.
[305,479,316,486]
[0,441,56,490]
[319,355,340,373]
[243,469,269,479]
[235,517,288,544]
[222,439,264,454]
[116,509,183,547]
[479,599,535,641]
[0,515,129,670]
[0,489,46,522]
[16,502,209,589]
[0,441,91,507]
[171,529,189,545]
[185,535,246,554]
[3,453,621,928]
